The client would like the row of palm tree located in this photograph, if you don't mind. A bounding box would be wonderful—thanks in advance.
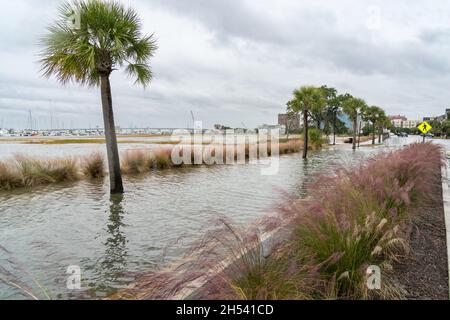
[286,86,389,159]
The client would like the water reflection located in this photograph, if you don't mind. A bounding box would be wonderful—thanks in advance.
[101,194,128,284]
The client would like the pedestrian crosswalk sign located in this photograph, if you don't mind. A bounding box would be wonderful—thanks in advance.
[418,121,432,134]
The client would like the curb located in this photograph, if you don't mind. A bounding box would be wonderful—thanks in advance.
[175,222,293,300]
[440,158,450,299]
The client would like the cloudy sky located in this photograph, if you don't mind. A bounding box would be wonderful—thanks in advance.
[1,0,450,129]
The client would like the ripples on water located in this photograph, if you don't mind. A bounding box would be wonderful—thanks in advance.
[0,143,397,299]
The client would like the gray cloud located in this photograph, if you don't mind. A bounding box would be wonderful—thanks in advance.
[1,0,450,129]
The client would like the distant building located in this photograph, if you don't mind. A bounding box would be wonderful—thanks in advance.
[389,115,407,128]
[423,115,446,122]
[389,115,419,129]
[402,120,419,129]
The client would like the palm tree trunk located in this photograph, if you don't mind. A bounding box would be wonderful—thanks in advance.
[372,124,376,145]
[100,75,124,194]
[352,117,357,150]
[333,112,336,145]
[357,121,362,148]
[303,109,308,159]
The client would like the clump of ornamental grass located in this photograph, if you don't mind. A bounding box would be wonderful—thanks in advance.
[82,152,105,179]
[153,149,172,169]
[225,142,442,300]
[0,162,23,190]
[0,154,80,191]
[279,140,303,154]
[121,150,153,174]
[14,155,79,187]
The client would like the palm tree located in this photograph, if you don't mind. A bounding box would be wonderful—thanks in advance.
[329,93,351,145]
[376,111,388,143]
[342,96,367,150]
[357,104,369,148]
[287,86,324,159]
[319,85,337,141]
[40,0,157,194]
[365,106,383,145]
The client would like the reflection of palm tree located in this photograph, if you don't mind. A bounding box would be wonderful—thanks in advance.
[100,194,128,285]
[297,160,310,198]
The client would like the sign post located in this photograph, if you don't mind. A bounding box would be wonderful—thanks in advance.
[417,121,432,143]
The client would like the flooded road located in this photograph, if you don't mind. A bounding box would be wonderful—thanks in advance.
[0,139,407,299]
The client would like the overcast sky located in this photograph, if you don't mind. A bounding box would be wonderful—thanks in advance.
[1,0,450,129]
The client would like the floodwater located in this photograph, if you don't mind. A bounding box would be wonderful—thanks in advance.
[0,137,414,299]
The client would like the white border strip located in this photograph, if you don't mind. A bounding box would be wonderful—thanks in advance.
[441,157,450,299]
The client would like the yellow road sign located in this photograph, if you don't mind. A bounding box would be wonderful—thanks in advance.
[417,121,432,134]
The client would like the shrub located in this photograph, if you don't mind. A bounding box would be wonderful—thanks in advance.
[0,155,80,191]
[121,150,153,174]
[308,128,324,149]
[0,162,22,190]
[82,152,105,179]
[153,149,172,169]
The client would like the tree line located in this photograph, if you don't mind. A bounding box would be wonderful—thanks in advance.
[286,86,389,158]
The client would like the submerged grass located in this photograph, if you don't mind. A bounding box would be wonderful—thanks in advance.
[81,152,105,179]
[0,140,304,191]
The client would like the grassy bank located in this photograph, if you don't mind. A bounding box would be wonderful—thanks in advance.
[215,142,443,299]
[0,140,303,191]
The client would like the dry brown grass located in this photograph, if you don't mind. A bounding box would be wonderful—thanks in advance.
[81,152,105,179]
[0,155,80,191]
[0,139,304,191]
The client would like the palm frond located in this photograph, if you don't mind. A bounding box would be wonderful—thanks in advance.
[39,0,157,88]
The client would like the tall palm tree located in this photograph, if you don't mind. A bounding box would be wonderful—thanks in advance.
[40,0,157,194]
[287,86,324,159]
[320,86,344,145]
[357,104,369,148]
[342,96,367,150]
[377,111,388,143]
[365,106,383,145]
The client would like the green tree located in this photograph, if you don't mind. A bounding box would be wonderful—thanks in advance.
[40,0,157,194]
[287,86,324,159]
[376,110,388,143]
[342,96,367,150]
[319,86,339,144]
[430,120,443,137]
[357,103,369,147]
[365,106,383,145]
[441,120,450,138]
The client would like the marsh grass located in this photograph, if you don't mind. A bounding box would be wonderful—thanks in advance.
[81,152,105,179]
[0,140,303,191]
[0,155,80,191]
